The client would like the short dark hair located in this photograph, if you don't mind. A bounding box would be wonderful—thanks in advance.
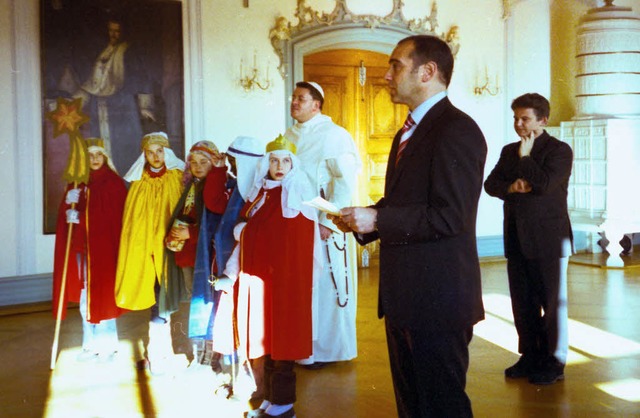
[399,35,454,87]
[511,93,550,119]
[106,15,126,36]
[296,81,324,110]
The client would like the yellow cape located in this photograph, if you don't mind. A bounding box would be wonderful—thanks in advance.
[115,169,183,310]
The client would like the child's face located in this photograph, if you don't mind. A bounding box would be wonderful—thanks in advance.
[89,150,105,171]
[144,144,165,169]
[189,153,212,179]
[268,153,292,181]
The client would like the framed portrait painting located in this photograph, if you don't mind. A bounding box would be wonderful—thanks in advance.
[41,0,185,233]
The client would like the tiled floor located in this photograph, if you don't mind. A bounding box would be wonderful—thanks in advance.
[1,258,639,417]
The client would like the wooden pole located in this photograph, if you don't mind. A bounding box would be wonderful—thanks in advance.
[50,182,78,370]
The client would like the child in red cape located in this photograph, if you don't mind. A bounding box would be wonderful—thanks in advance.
[214,135,321,418]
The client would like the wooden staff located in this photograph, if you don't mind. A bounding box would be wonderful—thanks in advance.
[50,182,78,370]
[46,97,90,370]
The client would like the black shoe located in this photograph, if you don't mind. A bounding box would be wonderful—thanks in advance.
[505,355,536,379]
[529,359,564,385]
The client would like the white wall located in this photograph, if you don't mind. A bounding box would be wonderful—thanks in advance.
[0,0,18,276]
[1,0,546,279]
[1,0,44,278]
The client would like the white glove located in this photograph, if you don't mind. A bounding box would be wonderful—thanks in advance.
[233,222,247,241]
[65,188,81,204]
[213,275,234,294]
[66,209,80,224]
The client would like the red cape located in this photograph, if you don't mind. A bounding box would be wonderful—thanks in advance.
[238,186,314,360]
[52,165,127,323]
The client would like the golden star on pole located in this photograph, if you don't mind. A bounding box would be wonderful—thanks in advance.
[45,97,91,183]
[45,97,90,138]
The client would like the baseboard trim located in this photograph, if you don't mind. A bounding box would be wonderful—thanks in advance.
[0,235,577,308]
[0,273,52,307]
[477,235,504,258]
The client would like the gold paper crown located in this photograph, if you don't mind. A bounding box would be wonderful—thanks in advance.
[266,134,296,155]
[85,137,105,148]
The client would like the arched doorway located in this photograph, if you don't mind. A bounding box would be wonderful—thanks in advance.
[270,0,448,264]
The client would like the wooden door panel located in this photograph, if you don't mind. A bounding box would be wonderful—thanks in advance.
[303,50,407,264]
[303,65,354,133]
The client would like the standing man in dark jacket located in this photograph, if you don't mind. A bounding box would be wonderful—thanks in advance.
[484,93,573,385]
[333,35,487,418]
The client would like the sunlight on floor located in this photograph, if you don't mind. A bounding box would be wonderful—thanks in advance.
[565,320,640,359]
[479,293,640,362]
[44,340,250,418]
[595,378,640,402]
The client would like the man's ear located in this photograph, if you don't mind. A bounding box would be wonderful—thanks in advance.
[539,116,549,126]
[422,62,437,82]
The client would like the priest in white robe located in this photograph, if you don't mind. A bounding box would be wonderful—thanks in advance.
[285,81,362,367]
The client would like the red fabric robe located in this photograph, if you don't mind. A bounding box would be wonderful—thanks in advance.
[52,165,127,323]
[237,186,314,360]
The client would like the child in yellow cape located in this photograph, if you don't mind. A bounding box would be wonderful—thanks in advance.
[115,131,186,374]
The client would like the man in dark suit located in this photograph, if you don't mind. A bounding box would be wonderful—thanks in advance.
[332,35,487,417]
[484,93,573,386]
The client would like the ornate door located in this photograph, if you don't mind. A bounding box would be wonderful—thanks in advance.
[304,49,407,263]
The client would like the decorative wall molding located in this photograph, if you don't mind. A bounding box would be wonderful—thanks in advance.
[270,0,459,79]
[502,0,511,20]
[269,0,459,125]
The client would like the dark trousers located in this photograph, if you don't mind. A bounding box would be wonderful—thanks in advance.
[507,254,562,362]
[385,319,474,418]
[263,356,296,405]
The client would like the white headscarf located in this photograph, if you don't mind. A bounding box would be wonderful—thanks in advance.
[247,149,317,221]
[226,136,265,200]
[123,132,185,182]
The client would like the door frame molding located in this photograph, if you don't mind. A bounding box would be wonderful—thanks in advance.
[270,0,450,125]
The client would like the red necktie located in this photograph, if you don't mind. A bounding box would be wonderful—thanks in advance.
[395,114,416,165]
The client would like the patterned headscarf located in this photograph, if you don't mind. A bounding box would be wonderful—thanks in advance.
[183,140,219,185]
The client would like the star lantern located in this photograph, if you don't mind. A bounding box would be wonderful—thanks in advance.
[45,97,91,184]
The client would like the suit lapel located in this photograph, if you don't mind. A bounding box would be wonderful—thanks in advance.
[385,98,451,195]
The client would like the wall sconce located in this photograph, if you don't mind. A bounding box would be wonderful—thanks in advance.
[239,51,271,92]
[473,66,500,96]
